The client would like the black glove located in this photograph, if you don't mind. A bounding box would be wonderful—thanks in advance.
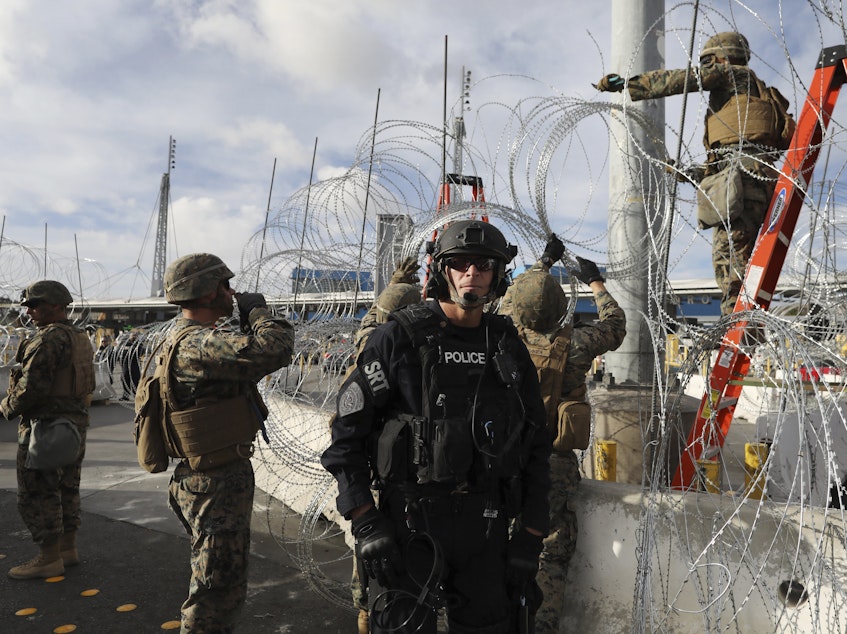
[506,529,544,587]
[594,73,625,92]
[665,160,705,184]
[682,164,705,184]
[541,233,565,266]
[573,256,605,285]
[236,292,267,331]
[390,256,420,285]
[351,507,404,587]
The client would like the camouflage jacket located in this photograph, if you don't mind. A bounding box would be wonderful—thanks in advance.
[355,283,423,354]
[354,303,380,353]
[519,266,626,396]
[168,308,294,408]
[627,62,759,109]
[1,320,93,429]
[626,63,781,175]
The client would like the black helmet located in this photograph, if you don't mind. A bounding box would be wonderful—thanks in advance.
[430,220,517,263]
[164,253,234,304]
[425,220,517,307]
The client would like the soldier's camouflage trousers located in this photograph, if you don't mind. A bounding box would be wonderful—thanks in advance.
[351,551,368,610]
[169,458,254,634]
[16,426,87,544]
[535,451,581,634]
[712,176,773,316]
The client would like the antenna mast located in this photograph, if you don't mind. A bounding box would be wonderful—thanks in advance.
[451,67,471,191]
[150,135,176,297]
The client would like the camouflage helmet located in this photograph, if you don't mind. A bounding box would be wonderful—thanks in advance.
[20,280,73,307]
[503,268,567,332]
[701,32,751,64]
[164,253,234,304]
[375,283,421,324]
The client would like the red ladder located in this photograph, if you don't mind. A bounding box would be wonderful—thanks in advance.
[672,45,847,489]
[438,173,486,209]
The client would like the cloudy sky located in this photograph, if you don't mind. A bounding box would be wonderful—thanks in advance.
[0,0,843,300]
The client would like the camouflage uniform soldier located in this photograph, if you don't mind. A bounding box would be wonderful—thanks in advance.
[354,255,421,351]
[355,283,422,351]
[596,32,794,315]
[161,254,294,633]
[1,281,95,579]
[500,236,626,633]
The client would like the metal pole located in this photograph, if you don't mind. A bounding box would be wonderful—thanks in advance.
[604,0,665,385]
[254,158,277,292]
[442,35,448,203]
[352,88,381,317]
[292,138,319,322]
[150,136,175,297]
[74,234,84,307]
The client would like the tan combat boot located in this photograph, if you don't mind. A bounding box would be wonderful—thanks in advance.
[357,608,369,634]
[59,531,80,566]
[8,540,64,579]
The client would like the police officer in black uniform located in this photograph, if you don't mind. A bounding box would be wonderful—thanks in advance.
[321,220,551,634]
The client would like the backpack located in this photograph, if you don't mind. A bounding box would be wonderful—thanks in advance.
[517,324,572,437]
[133,326,200,473]
[755,77,796,151]
[516,323,591,452]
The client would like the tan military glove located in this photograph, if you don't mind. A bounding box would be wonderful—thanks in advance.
[594,74,625,92]
[390,256,420,285]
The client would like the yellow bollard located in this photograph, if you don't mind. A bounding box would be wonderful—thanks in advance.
[696,459,721,494]
[594,440,617,482]
[744,442,770,500]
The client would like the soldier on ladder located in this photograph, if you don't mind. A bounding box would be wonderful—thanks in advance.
[653,42,847,488]
[595,31,796,316]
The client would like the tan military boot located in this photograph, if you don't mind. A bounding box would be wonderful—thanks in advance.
[357,608,369,634]
[8,540,64,579]
[59,531,80,566]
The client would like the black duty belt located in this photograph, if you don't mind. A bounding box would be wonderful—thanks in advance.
[415,491,490,516]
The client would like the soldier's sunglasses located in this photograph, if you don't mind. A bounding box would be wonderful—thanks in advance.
[444,256,497,272]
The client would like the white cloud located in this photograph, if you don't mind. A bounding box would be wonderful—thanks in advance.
[0,0,843,301]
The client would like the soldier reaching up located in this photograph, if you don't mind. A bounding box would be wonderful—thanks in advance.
[596,32,795,316]
[500,235,626,632]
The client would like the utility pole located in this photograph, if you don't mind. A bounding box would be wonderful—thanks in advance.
[587,0,668,486]
[150,136,176,297]
[604,0,665,384]
[451,68,471,202]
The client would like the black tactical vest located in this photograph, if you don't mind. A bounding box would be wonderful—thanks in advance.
[378,303,526,489]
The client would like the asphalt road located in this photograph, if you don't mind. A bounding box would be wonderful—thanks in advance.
[0,397,356,634]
